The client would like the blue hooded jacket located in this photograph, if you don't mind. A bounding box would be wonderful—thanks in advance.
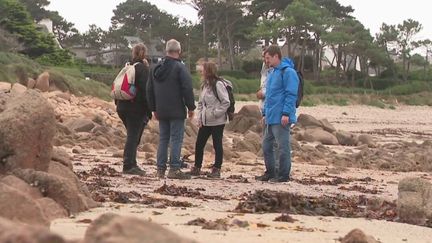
[263,57,299,125]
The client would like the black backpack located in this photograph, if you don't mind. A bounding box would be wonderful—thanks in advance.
[213,79,235,121]
[281,67,304,108]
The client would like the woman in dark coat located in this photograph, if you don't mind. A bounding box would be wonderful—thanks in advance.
[116,43,152,175]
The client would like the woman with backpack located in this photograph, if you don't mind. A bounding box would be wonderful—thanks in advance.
[116,43,152,176]
[190,62,231,178]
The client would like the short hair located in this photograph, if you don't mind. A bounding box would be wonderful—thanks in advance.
[166,39,181,53]
[131,43,147,62]
[264,45,281,60]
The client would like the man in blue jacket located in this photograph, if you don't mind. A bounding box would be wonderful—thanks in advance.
[256,45,298,183]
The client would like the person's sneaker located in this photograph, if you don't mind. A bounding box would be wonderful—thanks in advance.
[156,168,166,179]
[189,166,201,176]
[255,172,275,181]
[167,169,191,180]
[269,177,290,183]
[207,167,221,178]
[123,166,146,176]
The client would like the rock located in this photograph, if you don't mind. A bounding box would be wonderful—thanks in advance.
[0,217,65,242]
[297,114,322,128]
[0,82,11,92]
[302,128,339,145]
[10,83,27,95]
[0,183,49,226]
[0,90,56,173]
[397,177,432,225]
[35,72,50,92]
[83,213,195,243]
[335,130,358,146]
[27,78,36,89]
[65,118,96,133]
[142,143,156,153]
[13,168,97,215]
[36,197,69,221]
[51,147,73,170]
[358,134,376,148]
[340,229,379,243]
[226,116,259,134]
[319,118,336,133]
[237,105,261,119]
[0,175,42,199]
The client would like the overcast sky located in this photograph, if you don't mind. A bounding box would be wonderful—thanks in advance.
[47,0,431,41]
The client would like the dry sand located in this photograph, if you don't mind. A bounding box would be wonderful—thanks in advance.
[50,104,432,243]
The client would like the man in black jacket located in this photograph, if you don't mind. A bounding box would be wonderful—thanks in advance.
[147,39,196,179]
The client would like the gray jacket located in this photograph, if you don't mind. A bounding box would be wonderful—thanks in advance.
[197,80,230,126]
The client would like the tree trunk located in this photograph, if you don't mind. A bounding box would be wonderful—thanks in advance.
[217,27,222,68]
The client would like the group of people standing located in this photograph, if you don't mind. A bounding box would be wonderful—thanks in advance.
[115,39,299,183]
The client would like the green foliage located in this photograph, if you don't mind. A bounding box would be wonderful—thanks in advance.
[242,59,262,74]
[219,70,252,79]
[384,81,432,95]
[36,49,73,66]
[0,0,58,57]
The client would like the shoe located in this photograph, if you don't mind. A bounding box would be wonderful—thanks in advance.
[207,167,221,178]
[123,166,146,176]
[189,166,201,176]
[255,172,275,181]
[269,177,290,183]
[156,168,166,179]
[167,169,191,180]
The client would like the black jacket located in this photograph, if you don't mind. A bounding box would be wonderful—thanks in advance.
[147,56,196,120]
[116,61,152,118]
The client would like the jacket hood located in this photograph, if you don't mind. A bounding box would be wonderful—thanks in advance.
[153,56,180,82]
[276,57,295,70]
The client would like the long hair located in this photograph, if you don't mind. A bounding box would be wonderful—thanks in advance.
[201,62,220,91]
[131,43,147,63]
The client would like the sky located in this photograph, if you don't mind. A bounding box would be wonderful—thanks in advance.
[47,0,431,41]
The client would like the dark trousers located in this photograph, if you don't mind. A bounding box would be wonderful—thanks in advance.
[117,111,148,170]
[194,124,225,169]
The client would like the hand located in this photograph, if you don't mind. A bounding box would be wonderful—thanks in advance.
[281,115,289,127]
[188,110,195,119]
[261,116,266,125]
[142,58,149,66]
[153,112,158,120]
[256,89,265,100]
[197,120,202,128]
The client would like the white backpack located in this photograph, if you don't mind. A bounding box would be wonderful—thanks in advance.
[110,62,139,100]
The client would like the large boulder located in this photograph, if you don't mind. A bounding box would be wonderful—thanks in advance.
[335,130,358,146]
[83,213,195,243]
[0,217,65,243]
[12,168,98,215]
[301,128,339,145]
[0,90,56,174]
[65,118,96,133]
[237,104,261,119]
[0,183,49,226]
[35,71,50,92]
[297,114,322,128]
[397,177,432,225]
[0,82,11,92]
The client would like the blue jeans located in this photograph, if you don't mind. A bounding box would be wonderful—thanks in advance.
[157,119,185,170]
[262,124,291,179]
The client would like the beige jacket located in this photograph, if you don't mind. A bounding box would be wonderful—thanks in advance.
[197,80,230,126]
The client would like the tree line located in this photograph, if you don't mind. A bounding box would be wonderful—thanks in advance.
[1,0,431,85]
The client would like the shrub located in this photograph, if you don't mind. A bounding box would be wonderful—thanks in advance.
[242,59,262,74]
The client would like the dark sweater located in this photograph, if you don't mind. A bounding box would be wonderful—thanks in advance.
[147,56,196,120]
[116,61,151,118]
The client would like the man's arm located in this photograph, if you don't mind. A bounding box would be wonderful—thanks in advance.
[178,64,196,112]
[282,68,299,124]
